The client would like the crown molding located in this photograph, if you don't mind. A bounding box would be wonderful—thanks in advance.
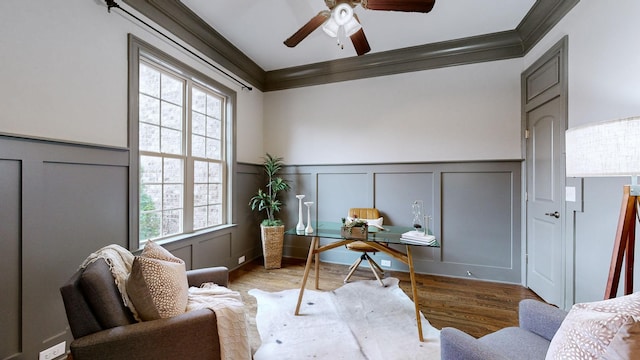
[265,31,523,91]
[518,0,579,53]
[122,0,578,92]
[122,0,265,90]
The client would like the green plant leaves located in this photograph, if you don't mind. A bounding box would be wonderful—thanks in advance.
[249,153,291,224]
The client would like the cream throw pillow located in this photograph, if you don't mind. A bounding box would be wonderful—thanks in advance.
[545,292,640,360]
[126,241,189,321]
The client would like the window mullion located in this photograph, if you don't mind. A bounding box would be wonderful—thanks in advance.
[221,98,228,225]
[183,80,194,233]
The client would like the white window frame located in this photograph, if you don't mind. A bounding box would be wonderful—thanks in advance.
[128,35,236,249]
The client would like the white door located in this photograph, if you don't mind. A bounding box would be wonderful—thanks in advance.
[526,97,565,306]
[523,37,567,307]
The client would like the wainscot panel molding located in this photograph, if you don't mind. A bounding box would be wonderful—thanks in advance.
[0,135,130,360]
[278,161,522,284]
[236,163,265,263]
[0,136,261,360]
[0,158,21,360]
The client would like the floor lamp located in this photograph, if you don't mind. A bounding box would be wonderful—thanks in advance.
[566,116,640,300]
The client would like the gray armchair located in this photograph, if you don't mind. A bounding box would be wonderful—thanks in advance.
[60,258,229,360]
[440,299,568,360]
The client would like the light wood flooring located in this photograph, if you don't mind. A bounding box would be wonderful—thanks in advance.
[229,257,542,353]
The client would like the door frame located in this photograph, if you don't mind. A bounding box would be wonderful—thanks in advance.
[521,36,573,309]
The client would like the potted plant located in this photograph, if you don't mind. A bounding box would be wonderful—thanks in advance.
[340,217,369,240]
[249,153,290,269]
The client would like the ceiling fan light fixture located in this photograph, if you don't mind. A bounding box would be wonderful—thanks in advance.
[343,17,361,37]
[332,3,354,26]
[322,3,360,39]
[288,0,426,56]
[322,17,340,37]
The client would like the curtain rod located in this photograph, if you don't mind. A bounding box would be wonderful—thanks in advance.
[105,0,253,91]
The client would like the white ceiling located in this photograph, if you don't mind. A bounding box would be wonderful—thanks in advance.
[181,0,537,71]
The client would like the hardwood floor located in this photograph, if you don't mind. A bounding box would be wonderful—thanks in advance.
[229,257,542,353]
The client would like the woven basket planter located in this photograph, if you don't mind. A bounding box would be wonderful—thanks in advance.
[260,224,284,269]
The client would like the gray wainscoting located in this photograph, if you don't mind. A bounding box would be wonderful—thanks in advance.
[279,162,522,283]
[1,134,521,359]
[0,136,257,360]
[0,135,130,360]
[1,158,21,360]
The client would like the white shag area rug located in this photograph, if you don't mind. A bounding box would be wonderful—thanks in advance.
[248,277,440,360]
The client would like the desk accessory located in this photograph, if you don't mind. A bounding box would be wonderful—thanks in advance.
[296,195,306,233]
[411,200,424,232]
[304,201,314,234]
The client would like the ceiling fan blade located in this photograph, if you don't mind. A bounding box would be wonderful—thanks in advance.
[350,28,371,56]
[284,11,330,48]
[361,0,436,13]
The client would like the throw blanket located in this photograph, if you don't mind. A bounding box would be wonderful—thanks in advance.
[80,244,251,360]
[188,283,251,360]
[80,244,140,320]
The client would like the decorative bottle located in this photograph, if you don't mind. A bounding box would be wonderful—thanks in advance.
[296,195,305,233]
[304,202,314,234]
[412,200,424,232]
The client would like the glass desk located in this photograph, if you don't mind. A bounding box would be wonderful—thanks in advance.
[286,222,440,342]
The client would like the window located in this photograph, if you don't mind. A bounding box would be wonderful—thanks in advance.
[129,36,235,247]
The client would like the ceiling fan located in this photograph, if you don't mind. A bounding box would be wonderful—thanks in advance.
[284,0,436,56]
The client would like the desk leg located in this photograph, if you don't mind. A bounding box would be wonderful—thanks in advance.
[295,236,318,315]
[314,239,320,289]
[407,245,424,342]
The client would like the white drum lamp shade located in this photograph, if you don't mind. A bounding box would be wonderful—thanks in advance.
[566,116,640,178]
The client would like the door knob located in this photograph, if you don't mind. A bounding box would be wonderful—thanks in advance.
[545,211,560,218]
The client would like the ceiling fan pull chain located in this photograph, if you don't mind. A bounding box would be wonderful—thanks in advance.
[337,26,345,49]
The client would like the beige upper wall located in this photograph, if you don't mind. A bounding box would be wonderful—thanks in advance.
[0,0,264,163]
[4,1,639,167]
[524,0,640,128]
[262,0,640,165]
[264,58,523,165]
[1,0,522,166]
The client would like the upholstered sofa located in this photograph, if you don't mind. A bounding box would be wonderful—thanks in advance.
[442,293,640,360]
[440,299,567,360]
[60,258,229,360]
